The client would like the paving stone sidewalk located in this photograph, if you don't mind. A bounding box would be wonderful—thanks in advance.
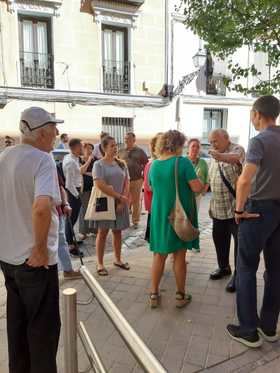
[1,196,280,372]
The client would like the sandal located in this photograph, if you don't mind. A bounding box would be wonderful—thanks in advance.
[113,262,130,270]
[176,292,192,308]
[149,293,161,309]
[97,268,108,276]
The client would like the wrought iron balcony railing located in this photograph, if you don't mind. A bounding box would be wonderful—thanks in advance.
[103,60,130,94]
[206,75,226,96]
[19,51,54,88]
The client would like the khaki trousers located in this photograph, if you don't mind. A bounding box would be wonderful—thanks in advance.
[129,178,143,224]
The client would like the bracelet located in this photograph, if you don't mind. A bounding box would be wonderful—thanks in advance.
[234,210,244,215]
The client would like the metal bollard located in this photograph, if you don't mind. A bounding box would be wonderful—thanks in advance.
[63,288,78,373]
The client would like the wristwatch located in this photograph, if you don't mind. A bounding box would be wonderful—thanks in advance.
[234,210,244,215]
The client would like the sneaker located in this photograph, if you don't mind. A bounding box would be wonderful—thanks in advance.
[78,234,87,241]
[70,248,84,258]
[257,327,280,342]
[210,267,232,280]
[226,324,263,348]
[225,274,236,293]
[63,270,82,280]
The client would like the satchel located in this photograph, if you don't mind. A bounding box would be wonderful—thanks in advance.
[85,186,116,221]
[169,158,199,242]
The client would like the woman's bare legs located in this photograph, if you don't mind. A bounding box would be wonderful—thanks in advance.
[151,253,168,294]
[96,228,109,270]
[173,249,187,294]
[112,230,123,264]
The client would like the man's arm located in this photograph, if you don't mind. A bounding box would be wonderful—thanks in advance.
[235,163,260,223]
[27,196,52,267]
[80,155,93,174]
[209,150,241,164]
[141,149,149,167]
[64,162,79,197]
[60,185,72,216]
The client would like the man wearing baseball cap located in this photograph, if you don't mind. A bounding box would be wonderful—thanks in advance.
[0,107,63,373]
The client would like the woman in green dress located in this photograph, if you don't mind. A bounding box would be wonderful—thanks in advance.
[149,130,203,308]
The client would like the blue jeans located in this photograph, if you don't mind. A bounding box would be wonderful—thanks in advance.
[58,216,73,272]
[237,199,280,333]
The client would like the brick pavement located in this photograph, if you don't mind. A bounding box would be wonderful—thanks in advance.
[1,195,280,372]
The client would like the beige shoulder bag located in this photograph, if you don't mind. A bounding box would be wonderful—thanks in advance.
[85,186,116,221]
[169,157,199,242]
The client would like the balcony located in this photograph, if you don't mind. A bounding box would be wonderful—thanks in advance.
[206,75,226,96]
[19,52,54,89]
[103,60,130,94]
[114,0,145,4]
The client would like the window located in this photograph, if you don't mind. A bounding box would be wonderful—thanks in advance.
[203,108,228,140]
[18,16,54,88]
[102,25,130,94]
[102,117,133,147]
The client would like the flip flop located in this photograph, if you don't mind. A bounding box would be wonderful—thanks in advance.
[97,268,108,276]
[113,262,130,270]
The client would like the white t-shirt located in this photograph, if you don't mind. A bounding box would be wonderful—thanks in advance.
[0,144,61,265]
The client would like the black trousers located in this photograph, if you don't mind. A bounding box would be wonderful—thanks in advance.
[65,190,82,245]
[212,218,238,270]
[0,262,61,373]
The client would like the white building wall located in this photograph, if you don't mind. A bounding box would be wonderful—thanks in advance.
[169,0,257,149]
[0,0,167,144]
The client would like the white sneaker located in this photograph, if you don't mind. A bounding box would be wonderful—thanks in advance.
[257,327,280,342]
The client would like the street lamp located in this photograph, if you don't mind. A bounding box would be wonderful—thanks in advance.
[171,47,207,99]
[192,48,207,69]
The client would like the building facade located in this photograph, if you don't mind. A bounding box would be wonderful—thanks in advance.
[0,0,274,149]
[0,0,171,148]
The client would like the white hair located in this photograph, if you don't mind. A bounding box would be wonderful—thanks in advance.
[209,129,229,139]
[20,121,54,143]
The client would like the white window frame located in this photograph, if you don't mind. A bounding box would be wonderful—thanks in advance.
[93,7,139,94]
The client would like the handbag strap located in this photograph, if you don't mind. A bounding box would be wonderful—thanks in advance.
[174,157,196,225]
[174,157,179,198]
[218,163,236,199]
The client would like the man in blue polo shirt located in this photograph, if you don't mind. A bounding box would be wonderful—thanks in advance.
[227,95,280,348]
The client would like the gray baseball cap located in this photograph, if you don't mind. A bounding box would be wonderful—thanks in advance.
[20,107,64,132]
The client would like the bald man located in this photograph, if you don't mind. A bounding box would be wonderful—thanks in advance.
[208,129,245,292]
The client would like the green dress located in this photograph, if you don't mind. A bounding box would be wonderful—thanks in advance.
[149,156,199,253]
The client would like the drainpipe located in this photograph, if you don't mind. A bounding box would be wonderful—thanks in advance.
[165,0,169,86]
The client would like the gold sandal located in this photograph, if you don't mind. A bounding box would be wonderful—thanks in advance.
[149,293,161,309]
[176,292,192,308]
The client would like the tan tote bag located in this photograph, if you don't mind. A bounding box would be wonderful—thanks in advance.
[85,186,116,221]
[169,157,199,242]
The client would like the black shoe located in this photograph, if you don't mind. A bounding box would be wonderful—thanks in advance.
[70,248,84,258]
[257,327,279,342]
[226,324,262,348]
[225,273,236,293]
[210,267,232,280]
